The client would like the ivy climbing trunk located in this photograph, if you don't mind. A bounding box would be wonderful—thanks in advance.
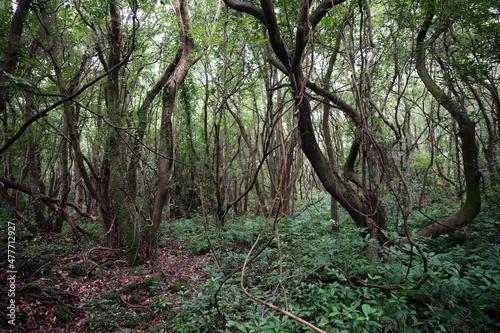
[100,0,127,249]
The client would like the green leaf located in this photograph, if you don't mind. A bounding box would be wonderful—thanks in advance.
[361,304,372,317]
[2,71,33,88]
[318,316,330,326]
[227,320,248,333]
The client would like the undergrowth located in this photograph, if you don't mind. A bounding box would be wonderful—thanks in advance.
[2,199,499,332]
[165,204,500,333]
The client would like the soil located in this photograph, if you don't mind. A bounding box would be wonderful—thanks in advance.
[0,234,213,332]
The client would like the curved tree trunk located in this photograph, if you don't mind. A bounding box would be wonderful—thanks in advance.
[223,0,388,244]
[414,0,481,238]
[294,88,387,242]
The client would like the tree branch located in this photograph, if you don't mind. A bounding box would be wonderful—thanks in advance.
[222,0,266,23]
[1,178,96,220]
[310,0,348,29]
[0,47,133,155]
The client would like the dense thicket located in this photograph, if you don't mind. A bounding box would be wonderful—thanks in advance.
[1,0,498,282]
[1,0,499,331]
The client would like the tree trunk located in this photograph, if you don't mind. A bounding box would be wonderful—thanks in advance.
[0,0,33,116]
[38,1,94,235]
[0,0,33,223]
[414,1,481,238]
[223,0,388,244]
[295,91,387,242]
[321,37,342,223]
[146,0,196,262]
[24,90,50,231]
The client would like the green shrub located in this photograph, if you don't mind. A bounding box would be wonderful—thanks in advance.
[121,282,139,294]
[122,313,140,328]
[70,262,88,277]
[168,278,190,293]
[143,272,166,293]
[164,209,500,333]
[19,283,42,294]
[101,290,120,302]
[186,234,210,255]
[56,305,74,323]
[18,259,52,278]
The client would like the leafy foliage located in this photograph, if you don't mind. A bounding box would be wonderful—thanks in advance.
[164,205,500,332]
[1,200,499,332]
[1,0,500,331]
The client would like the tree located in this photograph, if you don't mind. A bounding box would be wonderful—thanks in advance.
[147,0,199,261]
[414,0,481,237]
[222,0,388,244]
[221,0,497,242]
[0,0,32,116]
[1,0,497,273]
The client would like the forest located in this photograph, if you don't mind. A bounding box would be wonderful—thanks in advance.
[0,0,499,331]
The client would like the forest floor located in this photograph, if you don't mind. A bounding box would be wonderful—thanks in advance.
[2,215,499,333]
[0,233,214,332]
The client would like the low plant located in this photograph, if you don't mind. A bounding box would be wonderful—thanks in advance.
[165,207,500,332]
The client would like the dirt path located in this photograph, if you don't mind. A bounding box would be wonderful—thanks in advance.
[1,237,213,332]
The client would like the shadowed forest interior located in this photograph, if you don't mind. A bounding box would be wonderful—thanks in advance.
[0,0,499,332]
